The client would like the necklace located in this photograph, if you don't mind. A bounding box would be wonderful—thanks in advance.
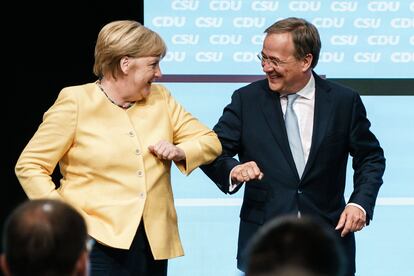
[97,81,135,109]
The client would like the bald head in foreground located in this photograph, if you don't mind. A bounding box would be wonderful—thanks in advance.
[1,199,90,276]
[245,215,346,276]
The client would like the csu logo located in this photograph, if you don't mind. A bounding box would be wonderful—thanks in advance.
[172,34,199,45]
[330,1,358,12]
[195,17,223,28]
[354,18,381,28]
[330,35,358,45]
[195,52,223,62]
[251,1,279,11]
[171,0,199,10]
[152,17,186,27]
[354,52,381,63]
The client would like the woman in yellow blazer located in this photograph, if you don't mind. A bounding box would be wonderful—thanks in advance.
[15,20,222,276]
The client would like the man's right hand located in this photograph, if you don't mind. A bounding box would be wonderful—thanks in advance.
[231,161,264,183]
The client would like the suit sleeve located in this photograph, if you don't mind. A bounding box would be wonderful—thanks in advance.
[15,88,77,200]
[348,93,385,222]
[162,87,222,175]
[200,90,244,194]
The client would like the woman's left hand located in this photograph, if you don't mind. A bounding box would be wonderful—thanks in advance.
[148,140,186,161]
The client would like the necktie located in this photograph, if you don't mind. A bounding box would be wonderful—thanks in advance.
[285,94,305,177]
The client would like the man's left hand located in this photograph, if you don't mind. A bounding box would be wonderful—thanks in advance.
[335,205,366,237]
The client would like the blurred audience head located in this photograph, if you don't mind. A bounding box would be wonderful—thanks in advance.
[245,215,346,276]
[1,199,90,276]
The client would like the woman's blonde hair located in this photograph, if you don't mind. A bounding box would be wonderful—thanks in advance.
[93,20,167,79]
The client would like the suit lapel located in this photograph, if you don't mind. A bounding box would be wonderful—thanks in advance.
[303,74,333,176]
[259,82,299,175]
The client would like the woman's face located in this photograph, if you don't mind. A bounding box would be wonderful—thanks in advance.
[127,56,162,100]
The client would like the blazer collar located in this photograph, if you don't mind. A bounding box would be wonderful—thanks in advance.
[303,72,334,177]
[259,80,297,175]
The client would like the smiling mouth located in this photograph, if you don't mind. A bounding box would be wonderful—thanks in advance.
[267,74,282,80]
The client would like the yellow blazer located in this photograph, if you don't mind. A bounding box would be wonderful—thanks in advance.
[15,82,222,259]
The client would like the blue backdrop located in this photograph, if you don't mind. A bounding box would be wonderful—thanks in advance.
[144,1,414,275]
[163,83,414,276]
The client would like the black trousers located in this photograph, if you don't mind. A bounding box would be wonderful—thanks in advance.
[89,223,168,276]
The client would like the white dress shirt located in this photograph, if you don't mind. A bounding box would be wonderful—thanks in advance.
[280,74,315,163]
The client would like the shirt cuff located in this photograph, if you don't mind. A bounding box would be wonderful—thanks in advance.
[347,203,366,216]
[229,167,244,192]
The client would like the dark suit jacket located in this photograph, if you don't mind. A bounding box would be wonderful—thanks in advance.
[201,72,385,274]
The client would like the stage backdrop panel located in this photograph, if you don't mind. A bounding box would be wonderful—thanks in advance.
[144,1,414,275]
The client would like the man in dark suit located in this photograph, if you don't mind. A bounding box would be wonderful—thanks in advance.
[201,17,385,276]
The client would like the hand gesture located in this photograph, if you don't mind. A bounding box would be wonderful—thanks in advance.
[148,140,186,162]
[335,205,366,237]
[231,161,264,183]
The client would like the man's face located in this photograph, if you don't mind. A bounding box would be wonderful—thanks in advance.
[261,32,311,94]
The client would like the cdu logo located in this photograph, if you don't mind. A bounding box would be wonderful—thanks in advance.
[319,52,345,63]
[313,17,345,28]
[390,18,414,28]
[233,17,266,28]
[209,35,242,45]
[152,17,186,27]
[233,52,259,62]
[390,52,414,63]
[367,1,400,12]
[163,52,186,62]
[251,34,266,45]
[209,0,242,11]
[289,1,321,11]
